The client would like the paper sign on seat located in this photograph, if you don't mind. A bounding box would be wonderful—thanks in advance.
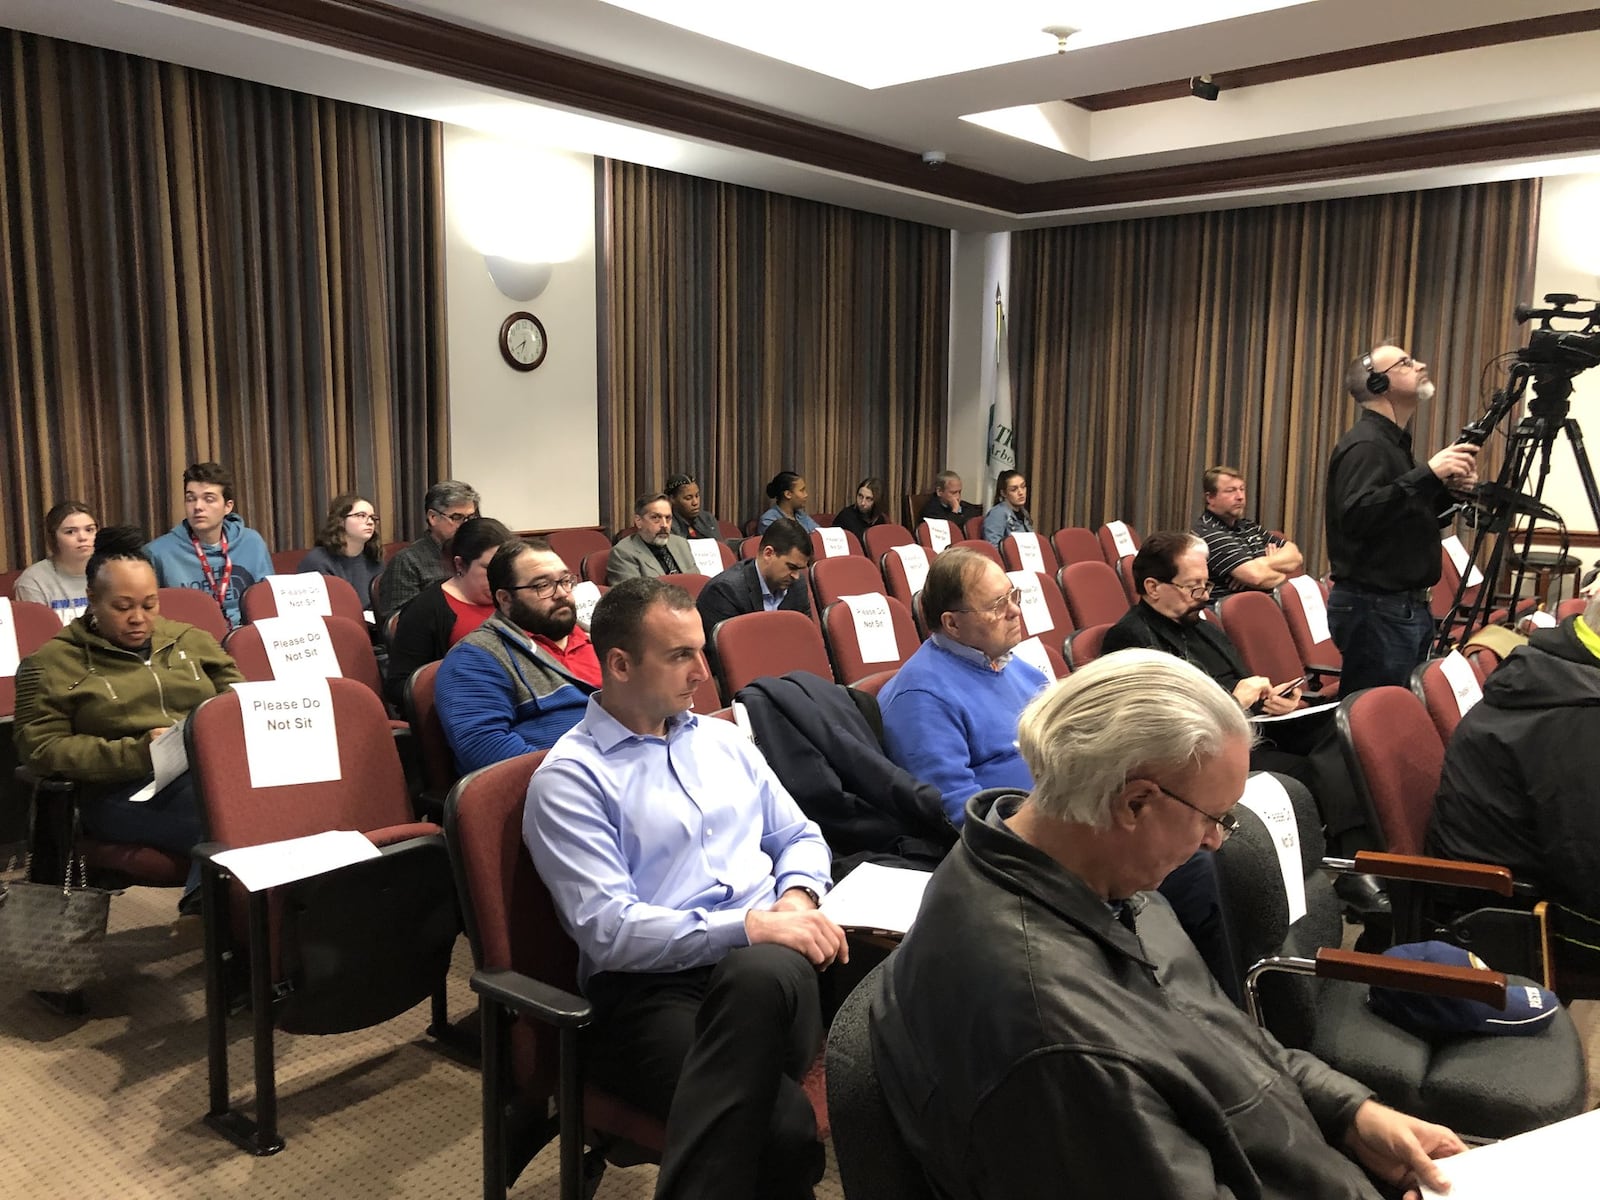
[233,678,343,789]
[1106,521,1137,558]
[1287,576,1331,645]
[688,539,724,576]
[1012,636,1054,678]
[1236,773,1307,923]
[0,599,18,678]
[891,544,929,595]
[921,519,951,553]
[1009,532,1046,573]
[211,829,381,893]
[255,616,342,680]
[572,581,602,631]
[842,594,899,664]
[1441,535,1485,587]
[267,572,332,616]
[1006,570,1053,637]
[1438,650,1482,717]
[817,527,850,558]
[819,861,933,936]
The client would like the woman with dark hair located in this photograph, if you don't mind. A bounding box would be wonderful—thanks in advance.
[664,473,722,540]
[983,470,1034,547]
[386,516,514,701]
[13,501,99,625]
[833,477,887,542]
[297,492,384,601]
[13,526,243,910]
[756,470,819,534]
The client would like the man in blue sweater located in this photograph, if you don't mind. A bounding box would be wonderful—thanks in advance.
[434,537,601,774]
[879,547,1048,826]
[143,461,273,629]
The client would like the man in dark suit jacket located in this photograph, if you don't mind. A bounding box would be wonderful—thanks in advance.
[698,517,813,674]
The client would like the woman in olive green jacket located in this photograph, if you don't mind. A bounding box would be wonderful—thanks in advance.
[13,527,243,907]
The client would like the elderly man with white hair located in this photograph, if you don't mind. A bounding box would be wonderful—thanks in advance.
[870,650,1465,1200]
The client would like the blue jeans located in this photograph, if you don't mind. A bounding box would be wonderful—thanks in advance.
[80,772,203,899]
[1326,582,1436,696]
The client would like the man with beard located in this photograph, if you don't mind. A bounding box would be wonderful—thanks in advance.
[1325,343,1479,692]
[608,492,697,583]
[434,537,601,774]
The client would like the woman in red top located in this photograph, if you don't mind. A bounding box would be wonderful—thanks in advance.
[385,516,513,702]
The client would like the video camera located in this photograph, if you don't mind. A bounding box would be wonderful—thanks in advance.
[1457,294,1600,446]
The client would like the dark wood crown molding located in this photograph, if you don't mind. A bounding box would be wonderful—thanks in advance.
[1067,10,1600,112]
[153,0,1600,220]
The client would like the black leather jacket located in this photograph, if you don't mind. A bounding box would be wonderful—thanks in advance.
[870,790,1378,1199]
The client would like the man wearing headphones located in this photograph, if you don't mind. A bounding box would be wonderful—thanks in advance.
[1324,344,1478,695]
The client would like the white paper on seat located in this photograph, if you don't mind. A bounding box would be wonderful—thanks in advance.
[267,572,332,616]
[1286,575,1331,645]
[571,581,602,631]
[817,527,850,558]
[891,544,930,595]
[1009,531,1046,573]
[1106,520,1137,558]
[1422,1108,1600,1199]
[1441,535,1485,587]
[1012,635,1055,678]
[688,539,724,576]
[129,719,189,804]
[211,829,381,893]
[0,598,18,678]
[922,518,951,553]
[820,861,933,936]
[233,678,343,789]
[1006,570,1053,637]
[842,593,899,664]
[1236,773,1307,923]
[1438,649,1483,717]
[255,615,342,680]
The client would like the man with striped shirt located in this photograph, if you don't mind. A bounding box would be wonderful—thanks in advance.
[1193,465,1303,596]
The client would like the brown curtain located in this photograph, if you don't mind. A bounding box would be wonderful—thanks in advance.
[1009,180,1541,574]
[598,160,949,532]
[0,30,449,569]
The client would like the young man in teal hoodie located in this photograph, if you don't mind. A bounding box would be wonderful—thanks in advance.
[143,461,273,629]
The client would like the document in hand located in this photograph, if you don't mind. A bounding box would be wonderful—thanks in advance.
[1421,1107,1600,1198]
[819,861,934,937]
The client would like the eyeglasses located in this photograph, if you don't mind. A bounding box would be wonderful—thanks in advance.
[956,587,1022,617]
[1380,355,1415,374]
[506,574,577,600]
[429,508,477,525]
[1138,779,1239,841]
[347,512,379,524]
[1162,579,1214,600]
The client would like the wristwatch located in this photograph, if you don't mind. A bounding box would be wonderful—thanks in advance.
[795,886,822,908]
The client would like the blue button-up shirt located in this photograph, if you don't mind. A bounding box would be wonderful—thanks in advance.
[756,568,788,612]
[524,696,833,989]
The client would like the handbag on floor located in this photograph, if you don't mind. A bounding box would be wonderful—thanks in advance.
[0,854,111,993]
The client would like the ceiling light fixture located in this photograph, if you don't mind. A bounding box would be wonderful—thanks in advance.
[1190,74,1221,101]
[1042,24,1080,54]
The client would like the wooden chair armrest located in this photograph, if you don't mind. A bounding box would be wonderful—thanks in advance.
[1314,947,1507,1009]
[1351,850,1516,897]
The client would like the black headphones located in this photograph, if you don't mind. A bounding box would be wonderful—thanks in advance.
[1361,352,1389,396]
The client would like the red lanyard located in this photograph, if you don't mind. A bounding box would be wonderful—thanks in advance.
[190,530,233,608]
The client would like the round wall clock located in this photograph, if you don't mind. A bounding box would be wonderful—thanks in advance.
[499,311,548,371]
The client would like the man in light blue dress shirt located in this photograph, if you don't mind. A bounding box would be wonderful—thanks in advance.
[524,577,845,1200]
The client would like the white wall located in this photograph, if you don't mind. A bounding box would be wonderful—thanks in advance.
[1524,173,1600,545]
[442,128,601,531]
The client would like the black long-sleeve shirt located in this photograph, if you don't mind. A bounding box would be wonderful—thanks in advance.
[1324,408,1453,592]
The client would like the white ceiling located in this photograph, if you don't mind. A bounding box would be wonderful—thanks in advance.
[8,0,1600,230]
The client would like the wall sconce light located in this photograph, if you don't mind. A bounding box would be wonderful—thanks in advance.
[484,256,553,301]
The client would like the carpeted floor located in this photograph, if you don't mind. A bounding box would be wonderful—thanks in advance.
[1,886,1594,1199]
[0,886,842,1199]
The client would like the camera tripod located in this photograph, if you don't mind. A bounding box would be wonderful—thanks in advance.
[1435,370,1600,654]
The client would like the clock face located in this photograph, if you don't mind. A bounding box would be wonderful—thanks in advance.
[499,311,548,371]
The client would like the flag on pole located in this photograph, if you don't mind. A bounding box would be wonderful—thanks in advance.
[986,286,1016,490]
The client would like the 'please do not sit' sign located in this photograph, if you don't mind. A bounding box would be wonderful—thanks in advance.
[232,679,344,789]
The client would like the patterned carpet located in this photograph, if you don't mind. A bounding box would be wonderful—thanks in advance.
[0,886,1593,1198]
